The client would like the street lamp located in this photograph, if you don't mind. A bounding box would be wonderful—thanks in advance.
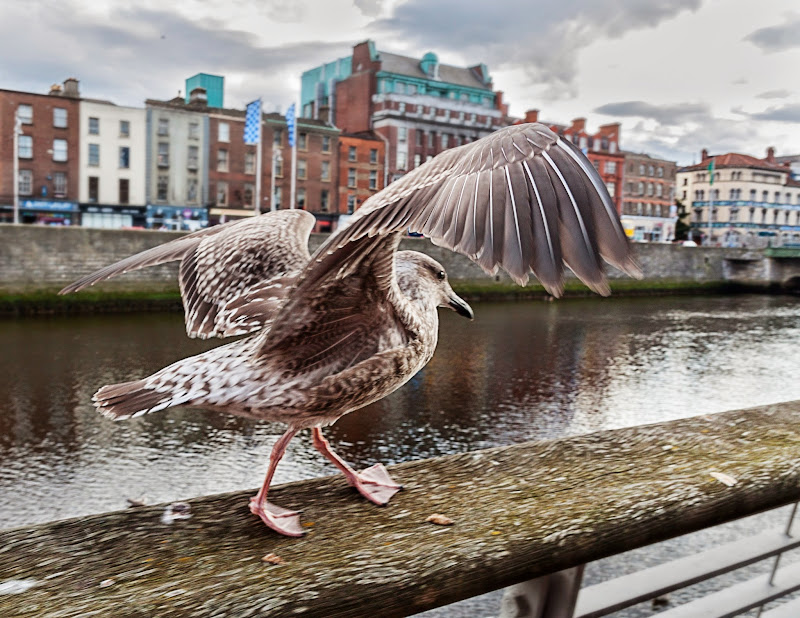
[12,109,22,224]
[270,150,283,212]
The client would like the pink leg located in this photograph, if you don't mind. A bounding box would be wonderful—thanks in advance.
[249,428,305,537]
[312,427,402,506]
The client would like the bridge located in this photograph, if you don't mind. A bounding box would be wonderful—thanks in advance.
[724,246,800,291]
[1,401,798,617]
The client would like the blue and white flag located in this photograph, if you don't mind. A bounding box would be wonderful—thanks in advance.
[286,103,296,147]
[243,99,261,145]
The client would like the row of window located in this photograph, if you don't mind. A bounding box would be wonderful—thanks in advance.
[156,175,199,203]
[347,145,380,163]
[266,186,330,211]
[157,118,201,139]
[377,80,495,107]
[627,162,667,178]
[346,169,379,189]
[690,189,800,205]
[625,181,671,198]
[17,170,68,197]
[692,206,800,226]
[402,129,477,149]
[87,117,131,137]
[693,171,782,184]
[623,202,670,217]
[87,144,130,168]
[18,137,68,161]
[85,177,130,204]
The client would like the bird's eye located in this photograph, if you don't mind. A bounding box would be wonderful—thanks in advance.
[436,270,446,281]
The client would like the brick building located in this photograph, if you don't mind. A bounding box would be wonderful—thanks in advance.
[522,111,625,215]
[620,152,677,242]
[301,40,508,183]
[0,78,81,224]
[338,131,385,219]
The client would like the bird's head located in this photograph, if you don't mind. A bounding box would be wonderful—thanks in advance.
[396,251,473,320]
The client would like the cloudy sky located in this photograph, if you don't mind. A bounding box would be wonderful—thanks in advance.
[2,0,800,165]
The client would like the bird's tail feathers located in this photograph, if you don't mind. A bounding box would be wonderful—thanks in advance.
[93,379,180,420]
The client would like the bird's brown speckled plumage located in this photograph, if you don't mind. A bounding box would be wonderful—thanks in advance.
[61,123,641,536]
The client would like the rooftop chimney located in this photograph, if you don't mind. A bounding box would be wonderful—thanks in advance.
[524,109,539,124]
[766,146,775,163]
[701,148,709,161]
[48,83,63,96]
[318,105,330,124]
[571,117,586,133]
[62,77,80,98]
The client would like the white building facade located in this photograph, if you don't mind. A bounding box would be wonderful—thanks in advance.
[677,148,800,247]
[79,100,146,228]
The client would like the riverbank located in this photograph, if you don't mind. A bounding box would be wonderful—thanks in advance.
[0,279,755,317]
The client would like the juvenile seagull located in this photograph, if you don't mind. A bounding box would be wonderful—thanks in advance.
[60,123,640,536]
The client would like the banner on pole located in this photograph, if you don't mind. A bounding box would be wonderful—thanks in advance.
[286,103,296,147]
[244,99,262,145]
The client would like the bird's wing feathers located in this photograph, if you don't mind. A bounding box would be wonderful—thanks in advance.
[253,233,411,377]
[60,210,316,338]
[312,123,641,296]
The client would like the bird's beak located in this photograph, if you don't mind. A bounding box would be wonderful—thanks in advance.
[448,293,474,320]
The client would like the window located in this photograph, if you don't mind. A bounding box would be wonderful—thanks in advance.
[413,154,421,169]
[321,160,330,181]
[53,108,67,128]
[322,136,331,153]
[88,176,99,203]
[119,146,130,169]
[273,186,282,208]
[188,145,199,170]
[416,130,423,147]
[157,118,169,136]
[119,179,129,205]
[656,184,663,198]
[774,191,781,203]
[320,189,329,212]
[398,127,407,142]
[605,161,616,174]
[88,144,100,166]
[53,139,68,162]
[216,181,228,206]
[17,104,33,124]
[298,132,307,150]
[217,149,228,172]
[120,120,130,137]
[245,152,255,174]
[397,151,407,169]
[18,170,33,195]
[657,167,663,178]
[606,181,616,197]
[370,148,378,164]
[273,128,282,146]
[347,194,356,214]
[298,159,306,179]
[647,183,654,196]
[189,122,199,139]
[89,117,100,135]
[157,175,168,201]
[369,170,378,190]
[442,134,449,149]
[637,182,644,195]
[187,178,198,203]
[54,173,67,196]
[275,156,284,177]
[427,132,434,148]
[349,146,357,161]
[218,122,230,142]
[297,187,306,209]
[398,102,406,113]
[729,208,738,222]
[640,164,646,175]
[762,190,769,202]
[244,183,254,207]
[18,135,33,158]
[158,142,169,167]
[750,189,756,201]
[348,168,356,187]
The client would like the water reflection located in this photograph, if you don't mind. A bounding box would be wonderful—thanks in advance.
[1,295,798,529]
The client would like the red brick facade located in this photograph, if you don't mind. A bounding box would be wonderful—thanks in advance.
[207,111,258,215]
[338,132,386,215]
[0,83,80,223]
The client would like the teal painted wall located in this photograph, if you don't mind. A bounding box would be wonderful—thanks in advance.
[185,73,224,108]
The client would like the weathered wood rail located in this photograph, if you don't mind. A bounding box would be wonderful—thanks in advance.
[1,401,799,617]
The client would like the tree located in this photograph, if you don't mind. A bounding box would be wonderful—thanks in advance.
[673,198,691,241]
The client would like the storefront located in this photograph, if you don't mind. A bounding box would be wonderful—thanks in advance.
[80,204,147,229]
[0,200,79,225]
[146,205,208,231]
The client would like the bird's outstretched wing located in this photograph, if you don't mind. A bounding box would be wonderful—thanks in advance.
[314,123,641,296]
[59,210,316,339]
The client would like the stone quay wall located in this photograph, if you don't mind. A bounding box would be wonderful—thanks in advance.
[0,224,755,294]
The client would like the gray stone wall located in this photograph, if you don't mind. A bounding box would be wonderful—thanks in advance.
[0,224,755,293]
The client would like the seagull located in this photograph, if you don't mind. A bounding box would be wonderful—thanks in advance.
[60,123,641,536]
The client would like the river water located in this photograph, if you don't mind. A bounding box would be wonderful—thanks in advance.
[1,294,799,615]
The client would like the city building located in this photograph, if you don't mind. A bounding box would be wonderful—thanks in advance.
[185,73,224,109]
[79,100,147,228]
[337,131,385,221]
[206,106,258,223]
[521,111,624,214]
[677,147,800,247]
[301,40,508,182]
[0,78,81,224]
[145,91,211,230]
[620,152,677,242]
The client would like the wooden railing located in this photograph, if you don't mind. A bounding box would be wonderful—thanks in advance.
[1,401,799,617]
